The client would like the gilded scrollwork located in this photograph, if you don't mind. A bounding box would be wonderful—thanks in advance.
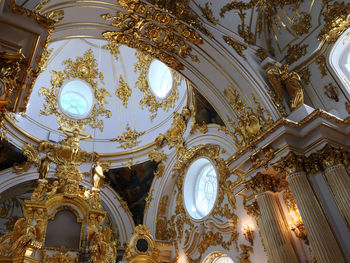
[148,149,167,178]
[316,55,327,78]
[284,43,308,65]
[39,49,111,132]
[318,2,350,43]
[156,195,169,240]
[134,51,182,120]
[116,76,131,107]
[155,107,190,155]
[324,83,339,102]
[111,124,145,149]
[102,0,203,71]
[223,36,247,59]
[12,143,41,173]
[199,2,218,25]
[170,144,239,258]
[237,244,253,263]
[224,87,273,149]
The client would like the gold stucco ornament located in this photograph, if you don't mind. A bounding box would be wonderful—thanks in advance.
[39,49,111,132]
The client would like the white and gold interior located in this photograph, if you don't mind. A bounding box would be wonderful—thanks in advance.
[0,0,350,262]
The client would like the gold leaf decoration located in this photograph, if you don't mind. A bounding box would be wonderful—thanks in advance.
[199,2,218,25]
[38,49,111,132]
[116,76,131,107]
[102,42,120,61]
[318,2,350,43]
[148,149,167,178]
[223,36,247,59]
[134,51,182,121]
[284,43,308,65]
[111,124,145,149]
[101,0,203,71]
[223,87,273,150]
[37,48,53,72]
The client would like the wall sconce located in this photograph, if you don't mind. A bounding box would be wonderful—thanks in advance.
[289,208,308,244]
[242,224,254,246]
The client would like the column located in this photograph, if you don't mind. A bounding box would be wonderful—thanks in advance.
[256,191,299,263]
[288,171,346,263]
[323,164,350,227]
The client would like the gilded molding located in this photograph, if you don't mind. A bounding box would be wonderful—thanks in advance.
[39,49,112,132]
[318,2,350,43]
[237,244,253,263]
[227,109,350,164]
[116,76,132,107]
[111,124,145,149]
[102,0,203,71]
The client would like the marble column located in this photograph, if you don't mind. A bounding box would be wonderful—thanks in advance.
[323,164,350,228]
[288,171,346,263]
[256,191,299,263]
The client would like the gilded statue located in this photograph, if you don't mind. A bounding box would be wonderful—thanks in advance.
[87,226,116,263]
[0,218,38,257]
[267,64,304,111]
[92,162,105,191]
[31,179,48,201]
[38,156,50,179]
[45,181,59,199]
[60,128,92,163]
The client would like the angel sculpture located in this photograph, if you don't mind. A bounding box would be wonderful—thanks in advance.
[87,226,116,263]
[92,162,105,191]
[267,64,304,111]
[0,218,38,256]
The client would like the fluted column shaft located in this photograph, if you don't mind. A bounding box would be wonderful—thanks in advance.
[323,164,350,228]
[256,191,299,263]
[288,171,346,263]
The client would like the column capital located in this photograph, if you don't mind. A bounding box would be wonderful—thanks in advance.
[319,144,349,170]
[273,152,305,175]
[245,172,287,195]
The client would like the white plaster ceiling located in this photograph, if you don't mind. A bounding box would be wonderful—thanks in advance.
[13,38,188,155]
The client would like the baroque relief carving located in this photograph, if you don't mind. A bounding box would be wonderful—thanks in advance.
[39,49,111,132]
[102,0,204,71]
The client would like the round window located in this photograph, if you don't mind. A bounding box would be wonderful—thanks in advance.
[213,256,234,263]
[183,158,218,219]
[147,59,173,99]
[59,79,94,119]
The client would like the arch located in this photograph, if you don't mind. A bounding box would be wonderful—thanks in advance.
[328,27,350,98]
[203,252,235,263]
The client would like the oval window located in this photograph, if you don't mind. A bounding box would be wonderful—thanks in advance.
[148,59,173,99]
[59,79,94,119]
[184,158,218,219]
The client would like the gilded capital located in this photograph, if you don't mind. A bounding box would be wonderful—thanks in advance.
[245,172,282,195]
[319,144,346,170]
[273,152,305,175]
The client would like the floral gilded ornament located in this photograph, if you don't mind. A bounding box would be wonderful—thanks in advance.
[39,49,111,131]
[223,87,273,149]
[111,124,145,149]
[116,76,131,107]
[134,51,182,121]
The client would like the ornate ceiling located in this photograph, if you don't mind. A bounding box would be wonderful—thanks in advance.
[6,38,188,160]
